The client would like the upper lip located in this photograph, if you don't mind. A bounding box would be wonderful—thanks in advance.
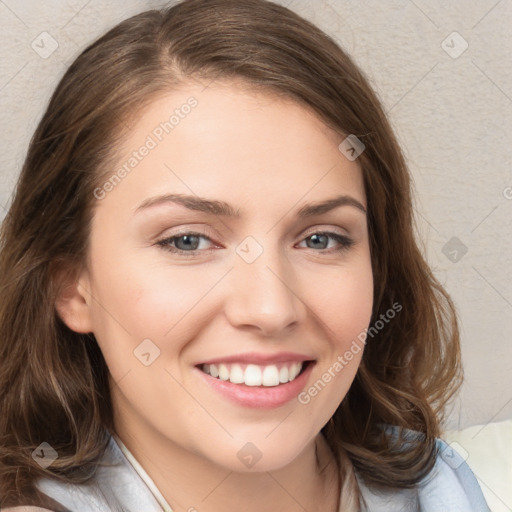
[196,351,315,366]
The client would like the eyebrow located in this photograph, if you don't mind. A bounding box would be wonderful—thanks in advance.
[134,193,366,218]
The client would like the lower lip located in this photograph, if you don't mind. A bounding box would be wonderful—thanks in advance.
[194,362,315,409]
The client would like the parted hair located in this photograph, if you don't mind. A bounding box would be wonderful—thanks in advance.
[0,0,462,508]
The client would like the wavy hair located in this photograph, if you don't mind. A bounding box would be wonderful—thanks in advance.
[0,0,462,507]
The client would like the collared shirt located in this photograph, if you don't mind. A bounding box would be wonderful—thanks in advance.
[33,430,491,512]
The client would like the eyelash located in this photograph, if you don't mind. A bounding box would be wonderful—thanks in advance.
[155,230,354,257]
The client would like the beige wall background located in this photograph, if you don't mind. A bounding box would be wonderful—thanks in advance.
[0,0,511,430]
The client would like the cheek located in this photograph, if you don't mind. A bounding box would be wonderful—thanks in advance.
[295,263,372,420]
[87,254,223,370]
[310,259,374,340]
[305,257,373,385]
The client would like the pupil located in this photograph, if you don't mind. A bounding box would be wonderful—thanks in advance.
[309,233,327,249]
[177,235,199,250]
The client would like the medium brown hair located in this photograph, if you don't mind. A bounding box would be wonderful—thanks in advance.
[0,0,462,507]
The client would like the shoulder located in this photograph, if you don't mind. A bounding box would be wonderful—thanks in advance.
[32,433,164,512]
[355,425,491,512]
[417,437,491,511]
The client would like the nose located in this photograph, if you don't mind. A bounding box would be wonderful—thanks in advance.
[223,239,306,336]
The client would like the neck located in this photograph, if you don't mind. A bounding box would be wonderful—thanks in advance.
[114,424,341,512]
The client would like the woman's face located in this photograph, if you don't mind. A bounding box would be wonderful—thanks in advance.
[71,79,373,472]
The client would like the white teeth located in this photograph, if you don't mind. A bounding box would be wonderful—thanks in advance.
[245,364,262,386]
[201,361,305,386]
[229,364,244,384]
[279,366,289,383]
[262,365,279,386]
[218,364,229,381]
[289,362,302,380]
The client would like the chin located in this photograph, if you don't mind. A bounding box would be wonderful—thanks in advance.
[203,436,313,474]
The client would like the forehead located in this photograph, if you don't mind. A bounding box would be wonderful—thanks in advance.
[97,79,366,215]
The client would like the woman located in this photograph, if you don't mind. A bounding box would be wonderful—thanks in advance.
[0,0,490,510]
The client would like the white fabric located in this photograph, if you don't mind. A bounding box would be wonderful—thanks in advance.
[443,418,512,512]
[113,434,173,512]
[33,427,491,511]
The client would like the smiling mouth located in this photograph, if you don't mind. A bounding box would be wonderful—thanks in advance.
[196,360,313,387]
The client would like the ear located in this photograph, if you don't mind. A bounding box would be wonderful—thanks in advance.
[53,262,94,334]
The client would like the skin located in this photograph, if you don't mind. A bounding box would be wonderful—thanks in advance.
[56,79,374,512]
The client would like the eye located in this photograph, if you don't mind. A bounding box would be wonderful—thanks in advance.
[297,231,354,253]
[156,231,216,256]
[156,229,354,257]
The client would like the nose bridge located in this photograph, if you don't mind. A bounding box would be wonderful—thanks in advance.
[224,234,304,334]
